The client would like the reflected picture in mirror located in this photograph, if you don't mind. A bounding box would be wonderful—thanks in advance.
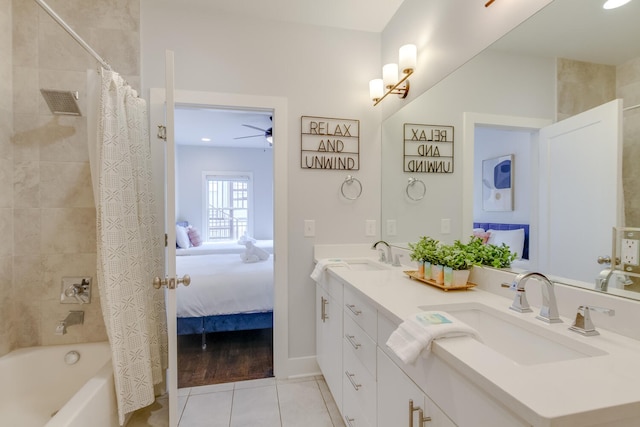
[482,154,513,212]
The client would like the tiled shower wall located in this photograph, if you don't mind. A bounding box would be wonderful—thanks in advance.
[5,0,141,354]
[0,0,14,357]
[618,57,640,228]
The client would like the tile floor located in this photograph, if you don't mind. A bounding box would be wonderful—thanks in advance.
[128,376,346,427]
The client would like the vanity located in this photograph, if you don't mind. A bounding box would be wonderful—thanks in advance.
[313,246,640,427]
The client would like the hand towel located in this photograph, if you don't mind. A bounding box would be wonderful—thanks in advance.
[386,311,481,365]
[247,241,269,260]
[237,231,257,245]
[310,258,351,282]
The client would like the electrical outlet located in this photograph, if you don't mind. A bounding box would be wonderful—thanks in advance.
[365,220,376,236]
[621,238,639,266]
[304,220,315,237]
[386,219,397,236]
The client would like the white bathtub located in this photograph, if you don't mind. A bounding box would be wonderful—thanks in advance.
[0,341,118,427]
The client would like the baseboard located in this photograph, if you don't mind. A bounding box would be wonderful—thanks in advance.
[278,355,320,379]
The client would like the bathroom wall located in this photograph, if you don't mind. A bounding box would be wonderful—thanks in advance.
[9,0,141,351]
[0,0,14,357]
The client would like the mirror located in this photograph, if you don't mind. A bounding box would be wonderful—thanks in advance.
[381,0,640,299]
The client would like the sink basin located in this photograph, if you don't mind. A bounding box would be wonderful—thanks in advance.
[344,259,389,271]
[418,302,607,366]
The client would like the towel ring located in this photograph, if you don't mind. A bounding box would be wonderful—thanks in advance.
[341,175,363,200]
[406,177,426,201]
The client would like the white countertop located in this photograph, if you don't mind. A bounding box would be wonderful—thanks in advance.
[325,260,640,427]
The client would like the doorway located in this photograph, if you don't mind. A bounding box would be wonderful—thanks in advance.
[174,106,275,387]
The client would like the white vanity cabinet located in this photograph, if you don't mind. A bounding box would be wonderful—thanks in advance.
[315,274,344,410]
[377,348,455,427]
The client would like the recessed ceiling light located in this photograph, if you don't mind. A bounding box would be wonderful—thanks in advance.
[603,0,632,9]
[201,137,211,142]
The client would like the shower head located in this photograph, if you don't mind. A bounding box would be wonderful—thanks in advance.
[40,89,82,116]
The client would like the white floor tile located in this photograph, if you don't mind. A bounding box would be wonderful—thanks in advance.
[190,382,234,395]
[317,378,345,427]
[234,377,277,390]
[277,380,334,427]
[231,385,282,427]
[179,390,233,427]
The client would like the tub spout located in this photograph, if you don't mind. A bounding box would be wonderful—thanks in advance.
[56,311,84,335]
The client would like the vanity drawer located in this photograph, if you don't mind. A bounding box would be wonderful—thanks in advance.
[344,286,377,339]
[344,315,377,379]
[343,340,376,427]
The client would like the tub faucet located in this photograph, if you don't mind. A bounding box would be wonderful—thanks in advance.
[372,240,392,263]
[501,271,562,324]
[55,310,84,335]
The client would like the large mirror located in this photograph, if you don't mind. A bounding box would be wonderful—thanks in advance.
[381,0,640,299]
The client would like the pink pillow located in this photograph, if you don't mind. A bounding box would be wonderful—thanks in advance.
[187,226,202,247]
[473,230,491,244]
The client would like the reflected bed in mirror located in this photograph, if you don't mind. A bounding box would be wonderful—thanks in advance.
[381,0,640,300]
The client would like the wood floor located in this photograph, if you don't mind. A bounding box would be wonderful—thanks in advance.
[177,328,274,388]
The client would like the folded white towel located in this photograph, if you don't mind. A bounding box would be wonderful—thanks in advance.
[386,311,481,365]
[310,258,351,282]
[237,231,257,245]
[239,241,270,263]
[239,252,260,263]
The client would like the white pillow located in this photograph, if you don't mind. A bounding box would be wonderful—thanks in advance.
[176,225,191,249]
[487,228,525,259]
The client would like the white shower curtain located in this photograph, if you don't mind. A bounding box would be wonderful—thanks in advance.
[94,68,167,425]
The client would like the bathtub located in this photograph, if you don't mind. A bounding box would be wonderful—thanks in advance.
[0,341,118,427]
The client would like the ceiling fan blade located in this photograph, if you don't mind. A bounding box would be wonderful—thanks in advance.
[234,134,262,140]
[242,124,268,132]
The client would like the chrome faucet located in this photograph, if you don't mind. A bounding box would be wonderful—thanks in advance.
[501,271,562,324]
[596,268,633,291]
[55,310,84,335]
[372,240,392,264]
[569,305,615,336]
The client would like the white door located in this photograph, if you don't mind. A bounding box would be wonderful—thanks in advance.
[149,50,179,427]
[538,99,623,283]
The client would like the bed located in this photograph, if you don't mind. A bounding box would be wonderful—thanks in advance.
[473,222,530,261]
[175,241,274,349]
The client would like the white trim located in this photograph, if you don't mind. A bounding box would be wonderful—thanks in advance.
[150,89,289,382]
[462,112,552,267]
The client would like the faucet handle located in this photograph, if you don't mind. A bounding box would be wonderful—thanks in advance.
[569,305,615,336]
[392,254,403,267]
[501,282,533,313]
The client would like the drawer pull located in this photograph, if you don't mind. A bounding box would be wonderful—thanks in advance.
[320,296,329,322]
[345,334,361,349]
[409,399,432,427]
[345,415,356,427]
[346,303,362,316]
[345,370,362,391]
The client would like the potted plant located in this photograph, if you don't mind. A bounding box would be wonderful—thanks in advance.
[441,240,477,286]
[408,236,439,278]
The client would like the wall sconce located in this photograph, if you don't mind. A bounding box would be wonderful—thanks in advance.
[370,44,416,106]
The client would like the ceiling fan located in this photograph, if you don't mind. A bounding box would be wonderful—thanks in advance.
[234,117,273,146]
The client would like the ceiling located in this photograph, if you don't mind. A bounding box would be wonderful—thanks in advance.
[174,0,640,150]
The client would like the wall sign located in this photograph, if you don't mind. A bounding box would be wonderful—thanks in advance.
[301,116,359,170]
[403,123,454,173]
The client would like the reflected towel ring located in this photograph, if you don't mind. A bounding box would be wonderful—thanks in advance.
[406,177,426,201]
[341,175,363,200]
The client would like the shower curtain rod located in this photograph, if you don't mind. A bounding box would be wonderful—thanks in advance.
[34,0,112,71]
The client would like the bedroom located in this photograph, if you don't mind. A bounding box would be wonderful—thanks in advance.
[174,106,275,387]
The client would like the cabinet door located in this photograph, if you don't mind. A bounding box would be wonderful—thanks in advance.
[316,284,342,408]
[377,349,455,427]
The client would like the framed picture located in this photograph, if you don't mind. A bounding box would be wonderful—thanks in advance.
[482,154,513,211]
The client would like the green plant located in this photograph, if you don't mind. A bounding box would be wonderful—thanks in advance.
[408,236,440,263]
[440,240,477,270]
[467,236,517,268]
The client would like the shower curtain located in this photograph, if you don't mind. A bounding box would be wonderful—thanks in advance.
[94,68,167,424]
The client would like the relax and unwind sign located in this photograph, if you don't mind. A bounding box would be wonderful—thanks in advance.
[301,116,359,170]
[403,123,454,173]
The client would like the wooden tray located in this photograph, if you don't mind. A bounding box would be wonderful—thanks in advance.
[403,270,476,291]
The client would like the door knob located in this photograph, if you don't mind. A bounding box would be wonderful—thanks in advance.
[152,274,191,289]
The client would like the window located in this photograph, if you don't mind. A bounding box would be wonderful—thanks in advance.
[203,173,252,242]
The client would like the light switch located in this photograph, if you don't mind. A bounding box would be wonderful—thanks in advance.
[441,218,451,234]
[365,220,376,236]
[386,219,397,236]
[304,220,315,237]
